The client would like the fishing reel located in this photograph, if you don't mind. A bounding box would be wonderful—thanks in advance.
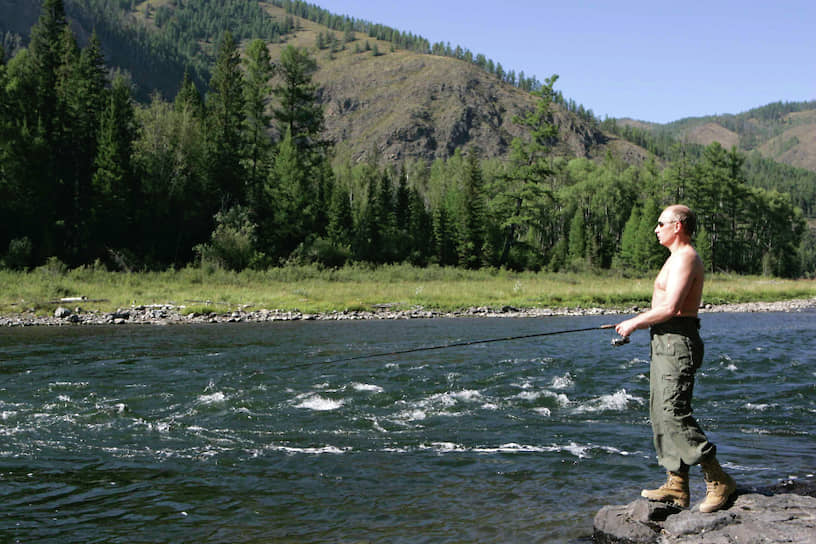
[611,336,630,347]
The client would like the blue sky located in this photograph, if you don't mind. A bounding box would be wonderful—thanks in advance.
[314,0,815,124]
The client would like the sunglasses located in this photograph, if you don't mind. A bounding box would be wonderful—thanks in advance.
[657,220,677,227]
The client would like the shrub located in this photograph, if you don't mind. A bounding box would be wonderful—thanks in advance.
[195,206,259,271]
[287,237,351,268]
[4,237,33,270]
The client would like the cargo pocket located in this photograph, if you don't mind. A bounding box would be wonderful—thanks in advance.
[661,370,694,418]
[655,335,695,418]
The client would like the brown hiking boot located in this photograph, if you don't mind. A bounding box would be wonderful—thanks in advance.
[699,456,737,513]
[641,470,690,508]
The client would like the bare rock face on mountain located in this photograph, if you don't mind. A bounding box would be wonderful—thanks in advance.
[315,51,607,163]
[593,479,816,544]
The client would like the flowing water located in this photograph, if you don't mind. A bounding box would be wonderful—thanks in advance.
[1,312,814,543]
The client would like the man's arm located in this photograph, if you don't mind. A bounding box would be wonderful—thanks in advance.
[615,252,697,337]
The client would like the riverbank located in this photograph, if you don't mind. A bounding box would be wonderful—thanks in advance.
[3,297,815,327]
[2,265,815,326]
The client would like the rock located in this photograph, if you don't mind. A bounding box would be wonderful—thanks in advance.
[54,307,72,318]
[594,500,682,544]
[593,481,816,544]
[763,478,816,498]
[110,309,131,320]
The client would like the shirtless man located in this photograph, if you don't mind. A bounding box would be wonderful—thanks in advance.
[615,204,736,513]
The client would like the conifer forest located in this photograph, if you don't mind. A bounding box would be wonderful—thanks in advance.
[1,0,813,278]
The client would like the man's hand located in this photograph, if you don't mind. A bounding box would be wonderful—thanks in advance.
[615,317,638,339]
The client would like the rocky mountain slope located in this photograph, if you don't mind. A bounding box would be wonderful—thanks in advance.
[261,3,635,164]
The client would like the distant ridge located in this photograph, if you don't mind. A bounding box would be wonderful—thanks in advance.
[618,100,816,173]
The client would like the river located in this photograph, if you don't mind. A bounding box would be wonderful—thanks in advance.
[1,312,814,543]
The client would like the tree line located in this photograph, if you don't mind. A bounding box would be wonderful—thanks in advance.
[1,0,812,277]
[600,117,816,218]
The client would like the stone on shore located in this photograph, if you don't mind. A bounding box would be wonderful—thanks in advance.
[2,297,815,327]
[593,479,816,544]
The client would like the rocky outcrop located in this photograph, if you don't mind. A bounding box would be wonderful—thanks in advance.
[594,479,816,544]
[315,52,607,164]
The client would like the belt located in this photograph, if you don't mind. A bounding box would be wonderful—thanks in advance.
[650,316,701,336]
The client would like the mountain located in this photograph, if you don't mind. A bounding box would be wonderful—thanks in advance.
[2,0,809,171]
[260,3,624,163]
[1,0,648,165]
[619,100,816,174]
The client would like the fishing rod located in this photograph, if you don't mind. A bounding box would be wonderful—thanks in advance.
[325,324,629,364]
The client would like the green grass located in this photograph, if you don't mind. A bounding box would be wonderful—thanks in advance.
[1,263,814,317]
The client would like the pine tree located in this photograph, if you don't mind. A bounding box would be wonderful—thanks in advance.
[327,185,354,248]
[353,174,383,263]
[567,209,587,268]
[207,31,246,206]
[687,143,748,271]
[395,164,410,230]
[376,171,397,261]
[267,126,309,259]
[242,39,275,210]
[459,150,486,268]
[92,75,137,257]
[272,45,322,152]
[23,0,70,259]
[434,203,458,266]
[617,205,642,271]
[393,164,412,262]
[407,187,433,266]
[28,0,67,141]
[493,75,559,267]
[61,30,108,261]
[175,68,203,116]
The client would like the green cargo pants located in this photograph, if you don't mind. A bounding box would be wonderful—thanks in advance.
[649,317,715,473]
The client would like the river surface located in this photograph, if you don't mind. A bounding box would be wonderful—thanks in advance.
[1,312,814,543]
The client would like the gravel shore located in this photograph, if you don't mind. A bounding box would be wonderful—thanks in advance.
[2,297,815,327]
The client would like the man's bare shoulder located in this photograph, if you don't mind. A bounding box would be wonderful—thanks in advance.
[666,245,704,293]
[662,245,704,287]
[669,244,702,267]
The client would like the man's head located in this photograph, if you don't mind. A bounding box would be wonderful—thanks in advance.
[656,205,696,245]
[665,205,696,236]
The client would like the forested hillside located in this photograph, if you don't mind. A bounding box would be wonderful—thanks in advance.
[1,0,814,279]
[1,0,290,99]
[605,101,816,216]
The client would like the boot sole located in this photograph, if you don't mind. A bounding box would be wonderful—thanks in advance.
[641,491,689,509]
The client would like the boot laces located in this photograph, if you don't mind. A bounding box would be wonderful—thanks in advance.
[705,478,722,493]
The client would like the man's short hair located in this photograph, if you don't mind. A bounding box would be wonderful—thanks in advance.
[672,206,697,237]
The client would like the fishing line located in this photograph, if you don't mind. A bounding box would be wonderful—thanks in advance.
[324,323,626,364]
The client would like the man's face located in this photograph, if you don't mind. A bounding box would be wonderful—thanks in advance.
[654,211,679,246]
